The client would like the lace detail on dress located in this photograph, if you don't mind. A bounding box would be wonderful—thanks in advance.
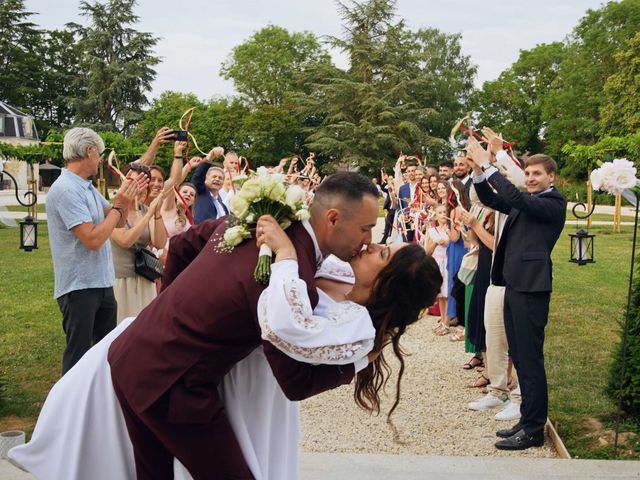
[260,301,371,363]
[326,301,366,326]
[315,255,355,283]
[282,279,319,330]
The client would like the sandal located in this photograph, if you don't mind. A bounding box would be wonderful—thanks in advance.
[433,324,450,336]
[467,374,490,388]
[450,331,465,342]
[462,356,483,370]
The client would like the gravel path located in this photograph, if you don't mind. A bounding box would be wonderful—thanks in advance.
[301,219,556,457]
[300,313,557,458]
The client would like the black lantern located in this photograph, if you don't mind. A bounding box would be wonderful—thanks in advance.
[569,228,594,266]
[19,215,38,252]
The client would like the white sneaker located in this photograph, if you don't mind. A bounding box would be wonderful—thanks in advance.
[467,393,507,411]
[494,401,522,421]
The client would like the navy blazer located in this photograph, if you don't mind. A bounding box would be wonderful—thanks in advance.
[191,162,229,223]
[474,172,566,293]
[398,182,411,211]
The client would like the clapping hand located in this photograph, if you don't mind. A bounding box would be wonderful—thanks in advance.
[113,174,149,209]
[480,127,505,155]
[466,137,491,173]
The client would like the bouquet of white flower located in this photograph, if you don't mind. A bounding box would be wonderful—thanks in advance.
[219,167,310,284]
[590,158,638,196]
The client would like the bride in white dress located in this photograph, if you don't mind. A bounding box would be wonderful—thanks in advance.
[10,218,441,480]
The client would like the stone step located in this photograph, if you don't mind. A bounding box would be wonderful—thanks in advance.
[3,454,639,479]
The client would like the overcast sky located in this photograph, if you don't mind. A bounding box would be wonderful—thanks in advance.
[25,0,606,101]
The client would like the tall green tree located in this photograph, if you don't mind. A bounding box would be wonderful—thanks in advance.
[0,0,41,109]
[68,0,160,133]
[599,31,640,136]
[301,0,476,172]
[541,0,640,157]
[474,42,566,154]
[221,25,330,106]
[30,30,83,133]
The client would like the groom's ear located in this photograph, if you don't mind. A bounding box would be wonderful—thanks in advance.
[326,208,339,226]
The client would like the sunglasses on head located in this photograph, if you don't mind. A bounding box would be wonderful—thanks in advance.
[128,163,151,175]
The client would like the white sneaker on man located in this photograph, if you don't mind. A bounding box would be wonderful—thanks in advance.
[494,401,521,421]
[467,393,507,411]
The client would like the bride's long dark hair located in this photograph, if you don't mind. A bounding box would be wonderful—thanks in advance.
[354,243,442,421]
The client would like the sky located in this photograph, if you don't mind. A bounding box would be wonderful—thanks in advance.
[24,0,607,101]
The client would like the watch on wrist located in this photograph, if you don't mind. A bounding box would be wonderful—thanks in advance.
[480,162,492,172]
[112,206,125,218]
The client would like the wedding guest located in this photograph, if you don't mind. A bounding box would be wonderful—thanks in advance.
[468,136,566,451]
[110,163,167,323]
[378,172,397,244]
[192,161,229,223]
[467,127,526,422]
[439,160,453,181]
[424,204,449,331]
[46,127,146,374]
[461,207,495,389]
[454,152,472,193]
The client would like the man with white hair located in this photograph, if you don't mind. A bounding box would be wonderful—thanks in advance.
[46,127,146,374]
[192,158,229,223]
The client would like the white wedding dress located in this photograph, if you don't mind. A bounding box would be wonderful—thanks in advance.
[10,256,375,480]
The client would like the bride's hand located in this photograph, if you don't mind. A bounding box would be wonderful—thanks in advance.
[256,215,297,261]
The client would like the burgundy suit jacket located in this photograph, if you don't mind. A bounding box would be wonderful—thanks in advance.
[108,218,355,424]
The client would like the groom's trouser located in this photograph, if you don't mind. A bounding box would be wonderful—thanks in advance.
[504,287,550,437]
[113,379,254,480]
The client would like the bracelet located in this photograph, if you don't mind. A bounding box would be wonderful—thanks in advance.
[111,206,125,218]
[174,155,183,159]
[276,256,298,262]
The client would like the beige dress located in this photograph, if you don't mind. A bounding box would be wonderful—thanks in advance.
[111,207,157,323]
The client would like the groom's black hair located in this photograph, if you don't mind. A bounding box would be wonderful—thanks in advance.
[313,172,380,204]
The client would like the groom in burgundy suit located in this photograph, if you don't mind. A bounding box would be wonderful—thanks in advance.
[108,172,380,479]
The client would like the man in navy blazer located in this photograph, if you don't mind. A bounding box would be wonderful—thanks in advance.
[192,162,229,223]
[468,138,566,450]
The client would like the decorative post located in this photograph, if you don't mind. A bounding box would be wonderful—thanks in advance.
[586,166,593,230]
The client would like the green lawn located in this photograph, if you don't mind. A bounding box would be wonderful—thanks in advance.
[0,221,638,458]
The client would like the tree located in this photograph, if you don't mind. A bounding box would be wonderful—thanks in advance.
[599,31,640,136]
[474,42,566,154]
[300,0,476,173]
[541,0,640,157]
[30,30,83,133]
[221,25,330,106]
[0,0,41,109]
[68,0,160,133]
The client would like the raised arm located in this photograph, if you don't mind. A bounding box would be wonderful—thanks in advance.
[136,127,174,166]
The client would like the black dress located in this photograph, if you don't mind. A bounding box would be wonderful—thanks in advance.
[467,241,491,352]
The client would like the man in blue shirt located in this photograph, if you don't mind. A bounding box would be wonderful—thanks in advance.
[46,127,146,374]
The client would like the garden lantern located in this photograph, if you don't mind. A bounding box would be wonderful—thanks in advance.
[569,228,595,266]
[19,215,38,252]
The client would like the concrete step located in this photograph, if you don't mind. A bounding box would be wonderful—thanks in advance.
[3,454,639,479]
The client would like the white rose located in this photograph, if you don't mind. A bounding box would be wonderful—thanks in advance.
[295,209,310,221]
[223,225,250,247]
[590,168,603,191]
[238,179,261,202]
[229,195,249,218]
[612,158,635,172]
[285,185,305,209]
[614,170,637,192]
[256,166,269,177]
[267,180,286,202]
